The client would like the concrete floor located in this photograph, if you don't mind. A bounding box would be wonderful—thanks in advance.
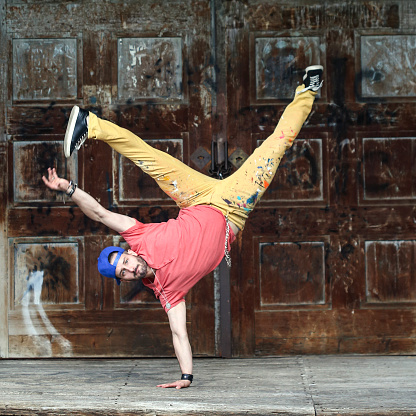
[0,355,415,415]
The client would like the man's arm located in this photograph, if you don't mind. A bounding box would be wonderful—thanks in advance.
[42,167,135,233]
[157,302,193,389]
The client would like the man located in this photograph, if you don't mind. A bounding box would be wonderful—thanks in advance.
[42,65,323,389]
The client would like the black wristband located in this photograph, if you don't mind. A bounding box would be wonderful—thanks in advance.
[181,373,193,383]
[66,180,77,197]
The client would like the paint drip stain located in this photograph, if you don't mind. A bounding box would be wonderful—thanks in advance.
[247,191,259,205]
[171,180,178,193]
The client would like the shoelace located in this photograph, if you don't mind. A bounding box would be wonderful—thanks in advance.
[75,132,88,150]
[297,77,323,94]
[308,74,321,89]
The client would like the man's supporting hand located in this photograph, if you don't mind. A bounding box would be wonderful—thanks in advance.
[156,379,191,389]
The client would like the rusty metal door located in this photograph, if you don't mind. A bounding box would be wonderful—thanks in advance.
[225,1,416,356]
[1,0,218,358]
[2,0,416,360]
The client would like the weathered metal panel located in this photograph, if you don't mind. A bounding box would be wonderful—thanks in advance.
[7,310,173,358]
[6,1,208,34]
[259,241,326,306]
[247,2,401,31]
[255,309,416,354]
[365,240,416,303]
[362,137,416,201]
[13,140,78,203]
[401,1,416,28]
[12,241,80,307]
[13,38,77,101]
[8,237,84,358]
[118,37,183,102]
[255,36,322,101]
[360,35,416,98]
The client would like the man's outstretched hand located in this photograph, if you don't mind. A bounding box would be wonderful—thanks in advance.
[157,379,191,389]
[42,167,69,192]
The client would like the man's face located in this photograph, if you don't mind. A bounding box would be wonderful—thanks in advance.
[112,250,150,282]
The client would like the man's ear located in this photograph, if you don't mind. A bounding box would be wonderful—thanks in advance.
[127,249,138,256]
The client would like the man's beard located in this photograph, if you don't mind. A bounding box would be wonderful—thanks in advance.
[135,256,148,279]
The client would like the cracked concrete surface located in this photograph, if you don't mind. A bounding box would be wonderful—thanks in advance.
[0,356,415,415]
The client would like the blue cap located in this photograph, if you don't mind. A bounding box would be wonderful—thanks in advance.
[97,246,125,285]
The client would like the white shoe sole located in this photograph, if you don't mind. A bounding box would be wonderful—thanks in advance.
[64,105,80,158]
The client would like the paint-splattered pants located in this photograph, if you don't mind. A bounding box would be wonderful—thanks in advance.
[88,86,316,230]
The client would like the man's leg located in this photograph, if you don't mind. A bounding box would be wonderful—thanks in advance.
[210,66,323,230]
[88,115,217,207]
[65,109,216,207]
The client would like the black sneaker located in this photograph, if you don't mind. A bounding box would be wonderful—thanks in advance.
[297,65,324,94]
[64,106,89,158]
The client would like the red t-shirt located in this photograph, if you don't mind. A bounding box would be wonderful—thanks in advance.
[120,205,236,312]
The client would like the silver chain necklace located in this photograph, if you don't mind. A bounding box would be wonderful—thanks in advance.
[224,215,231,267]
[151,268,171,309]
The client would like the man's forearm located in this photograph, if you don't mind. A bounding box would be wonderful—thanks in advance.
[55,179,107,223]
[172,333,193,375]
[70,187,108,223]
[158,302,193,388]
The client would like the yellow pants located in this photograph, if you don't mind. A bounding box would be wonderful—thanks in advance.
[88,86,316,230]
